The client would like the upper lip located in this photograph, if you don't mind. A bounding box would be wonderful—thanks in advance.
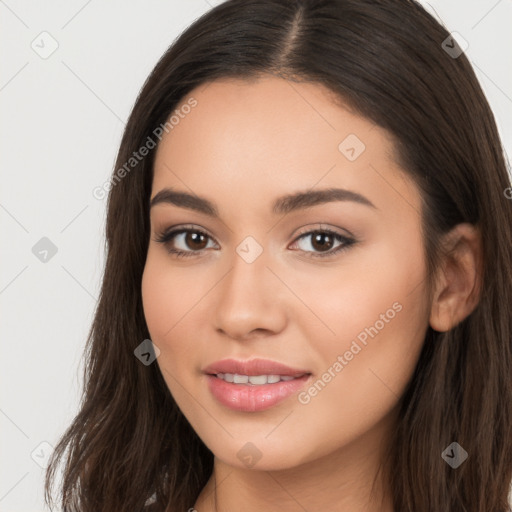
[203,358,311,377]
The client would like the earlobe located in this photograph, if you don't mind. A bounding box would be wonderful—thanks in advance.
[429,223,483,333]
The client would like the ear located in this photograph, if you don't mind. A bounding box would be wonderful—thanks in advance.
[429,223,483,332]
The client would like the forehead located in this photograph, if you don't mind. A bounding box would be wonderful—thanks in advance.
[158,75,379,161]
[151,76,419,219]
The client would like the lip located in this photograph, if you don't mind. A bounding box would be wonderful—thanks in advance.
[203,358,312,412]
[203,358,310,377]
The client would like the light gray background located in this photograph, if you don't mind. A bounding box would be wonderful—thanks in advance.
[1,1,511,510]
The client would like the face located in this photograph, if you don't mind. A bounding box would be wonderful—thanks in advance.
[141,75,431,471]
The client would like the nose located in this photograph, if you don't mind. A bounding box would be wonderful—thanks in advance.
[213,247,288,341]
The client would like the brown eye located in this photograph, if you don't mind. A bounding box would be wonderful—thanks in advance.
[310,232,335,252]
[154,226,217,258]
[290,229,355,259]
[183,231,208,250]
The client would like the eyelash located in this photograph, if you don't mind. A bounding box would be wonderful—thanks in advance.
[153,224,356,260]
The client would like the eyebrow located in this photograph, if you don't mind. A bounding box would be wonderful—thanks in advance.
[149,187,377,217]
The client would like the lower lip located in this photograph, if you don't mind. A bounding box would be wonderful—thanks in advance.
[206,374,311,412]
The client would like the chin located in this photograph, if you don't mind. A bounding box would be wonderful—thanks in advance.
[199,432,320,472]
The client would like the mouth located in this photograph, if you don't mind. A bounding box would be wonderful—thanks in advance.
[203,358,312,412]
[209,372,309,385]
[203,357,311,378]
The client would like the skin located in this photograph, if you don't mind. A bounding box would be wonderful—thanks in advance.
[141,76,481,512]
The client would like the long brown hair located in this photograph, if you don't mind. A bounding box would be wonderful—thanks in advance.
[44,1,512,510]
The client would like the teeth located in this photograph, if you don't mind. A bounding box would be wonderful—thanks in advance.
[215,373,303,385]
[248,375,267,385]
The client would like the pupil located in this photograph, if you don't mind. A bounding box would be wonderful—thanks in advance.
[187,232,206,249]
[312,233,332,251]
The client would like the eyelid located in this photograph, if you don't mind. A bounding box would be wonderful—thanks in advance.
[292,222,355,239]
[154,222,356,259]
[153,223,218,247]
[155,222,355,241]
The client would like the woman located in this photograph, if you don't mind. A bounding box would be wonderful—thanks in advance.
[45,0,512,511]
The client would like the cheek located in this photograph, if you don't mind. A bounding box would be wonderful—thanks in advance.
[285,227,428,353]
[141,256,172,340]
[141,250,218,389]
[142,247,203,333]
[290,227,429,399]
[273,250,429,466]
[141,257,194,410]
[141,253,195,358]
